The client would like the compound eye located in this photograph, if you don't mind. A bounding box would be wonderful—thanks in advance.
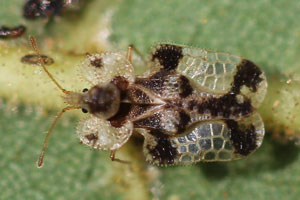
[81,108,88,113]
[82,88,89,93]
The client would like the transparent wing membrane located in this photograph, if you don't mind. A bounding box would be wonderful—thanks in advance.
[178,49,240,92]
[77,116,133,151]
[81,52,135,85]
[143,112,264,166]
[171,112,264,164]
[178,46,267,108]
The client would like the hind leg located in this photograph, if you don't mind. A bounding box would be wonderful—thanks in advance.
[110,150,131,164]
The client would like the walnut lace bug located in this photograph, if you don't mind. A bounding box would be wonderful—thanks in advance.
[29,36,267,167]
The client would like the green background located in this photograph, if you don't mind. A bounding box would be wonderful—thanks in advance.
[0,0,299,199]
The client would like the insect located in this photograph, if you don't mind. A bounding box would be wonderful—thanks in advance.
[21,54,54,66]
[29,36,267,167]
[23,0,81,20]
[0,25,26,39]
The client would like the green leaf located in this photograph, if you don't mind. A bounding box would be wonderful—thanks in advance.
[0,102,149,200]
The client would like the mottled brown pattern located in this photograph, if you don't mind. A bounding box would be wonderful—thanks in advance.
[134,113,163,130]
[225,120,257,156]
[135,70,167,95]
[23,0,64,19]
[85,134,98,145]
[151,44,183,71]
[231,59,263,93]
[147,130,178,165]
[179,75,193,98]
[90,58,103,68]
[127,87,152,103]
[197,93,252,118]
[21,54,54,65]
[129,105,153,119]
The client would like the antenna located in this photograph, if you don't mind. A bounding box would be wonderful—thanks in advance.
[29,36,70,95]
[37,106,80,167]
[29,36,80,167]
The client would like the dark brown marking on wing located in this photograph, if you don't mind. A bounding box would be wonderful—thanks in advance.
[129,105,153,119]
[225,120,257,156]
[179,75,193,98]
[108,103,132,128]
[177,110,191,132]
[188,100,198,110]
[190,60,263,118]
[134,113,163,130]
[197,93,252,118]
[0,25,26,39]
[231,59,263,93]
[195,60,263,118]
[127,87,152,103]
[135,70,167,95]
[90,58,103,68]
[85,133,98,145]
[165,99,182,108]
[147,130,177,165]
[152,44,183,71]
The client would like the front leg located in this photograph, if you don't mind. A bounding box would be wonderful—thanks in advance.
[127,44,146,65]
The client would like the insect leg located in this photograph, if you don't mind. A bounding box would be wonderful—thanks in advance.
[127,44,146,65]
[37,106,80,168]
[110,150,131,164]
